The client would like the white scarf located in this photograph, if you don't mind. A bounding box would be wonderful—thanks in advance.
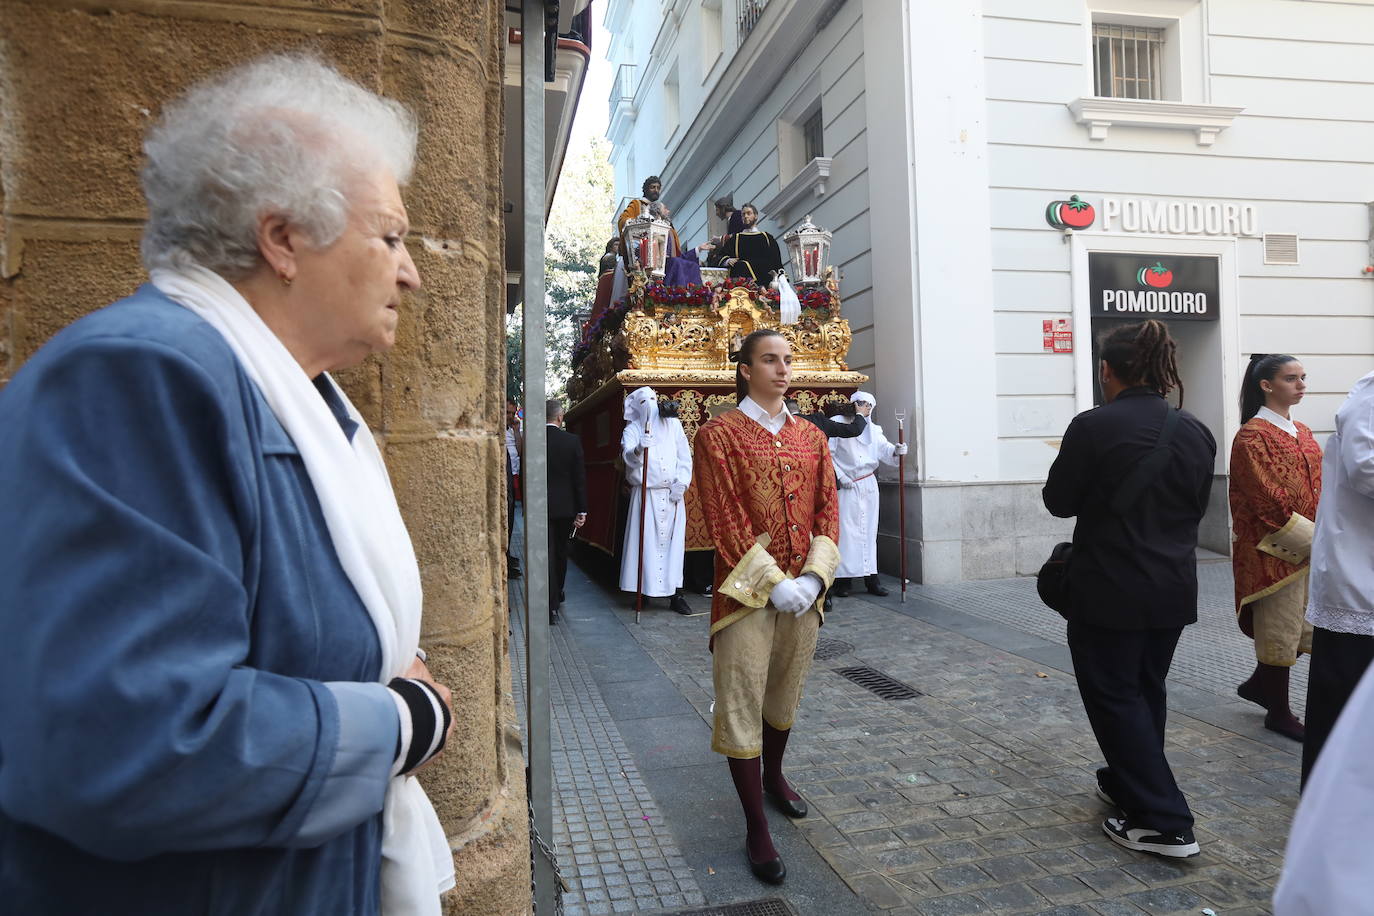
[150,265,455,914]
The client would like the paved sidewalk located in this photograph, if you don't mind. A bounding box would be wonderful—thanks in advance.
[510,565,707,914]
[617,568,1299,915]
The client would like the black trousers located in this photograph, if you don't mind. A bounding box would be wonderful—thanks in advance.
[1301,626,1374,788]
[684,549,715,594]
[1067,620,1192,833]
[549,516,574,612]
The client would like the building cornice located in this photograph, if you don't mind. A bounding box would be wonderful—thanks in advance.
[761,157,831,225]
[1067,97,1244,147]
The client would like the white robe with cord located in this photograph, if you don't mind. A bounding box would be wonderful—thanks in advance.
[830,417,900,579]
[619,414,692,597]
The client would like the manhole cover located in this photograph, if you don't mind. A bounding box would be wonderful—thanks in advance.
[812,637,853,660]
[834,665,922,700]
[655,899,797,916]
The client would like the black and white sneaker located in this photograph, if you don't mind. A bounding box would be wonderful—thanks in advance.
[1094,767,1118,808]
[1102,817,1200,858]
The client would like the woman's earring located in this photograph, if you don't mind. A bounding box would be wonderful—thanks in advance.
[279,272,292,288]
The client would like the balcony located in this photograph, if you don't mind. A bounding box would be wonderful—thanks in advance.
[609,63,637,123]
[737,0,770,45]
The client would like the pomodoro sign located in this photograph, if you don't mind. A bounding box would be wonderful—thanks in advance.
[1101,196,1259,237]
[1088,252,1220,322]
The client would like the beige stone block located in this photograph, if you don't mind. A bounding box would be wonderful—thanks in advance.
[10,238,144,366]
[332,359,384,429]
[385,436,502,635]
[420,633,500,823]
[382,246,499,435]
[384,45,503,242]
[445,784,531,916]
[0,5,383,220]
[383,0,498,58]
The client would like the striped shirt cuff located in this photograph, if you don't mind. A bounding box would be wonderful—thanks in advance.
[386,677,452,777]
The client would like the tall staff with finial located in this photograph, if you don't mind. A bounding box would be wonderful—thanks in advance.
[894,408,908,602]
[635,412,651,624]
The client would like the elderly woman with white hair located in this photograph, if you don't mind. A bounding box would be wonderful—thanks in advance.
[0,55,456,914]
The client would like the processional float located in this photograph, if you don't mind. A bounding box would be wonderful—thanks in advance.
[564,215,874,609]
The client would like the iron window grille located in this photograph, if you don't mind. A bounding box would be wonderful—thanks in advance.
[1093,23,1165,100]
[802,107,824,162]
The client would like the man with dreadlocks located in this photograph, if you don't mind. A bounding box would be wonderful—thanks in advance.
[1043,319,1216,860]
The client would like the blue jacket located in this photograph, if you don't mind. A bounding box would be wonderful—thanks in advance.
[0,287,400,914]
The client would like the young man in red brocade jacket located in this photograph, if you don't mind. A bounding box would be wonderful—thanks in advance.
[692,329,840,886]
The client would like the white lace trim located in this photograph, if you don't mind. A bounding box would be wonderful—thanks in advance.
[1308,604,1374,636]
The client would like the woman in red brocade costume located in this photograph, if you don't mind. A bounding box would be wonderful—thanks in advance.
[1229,353,1321,741]
[693,329,840,885]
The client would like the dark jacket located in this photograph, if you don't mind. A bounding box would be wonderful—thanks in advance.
[546,424,587,520]
[1043,387,1216,629]
[798,413,866,440]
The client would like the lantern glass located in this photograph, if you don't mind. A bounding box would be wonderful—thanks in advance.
[783,214,833,285]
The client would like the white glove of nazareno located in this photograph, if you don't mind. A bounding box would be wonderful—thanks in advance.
[894,443,908,456]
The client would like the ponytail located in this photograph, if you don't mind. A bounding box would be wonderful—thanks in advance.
[1240,353,1298,423]
[1098,319,1185,406]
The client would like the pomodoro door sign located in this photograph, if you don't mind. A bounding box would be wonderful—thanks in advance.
[1101,196,1259,236]
[1088,252,1220,321]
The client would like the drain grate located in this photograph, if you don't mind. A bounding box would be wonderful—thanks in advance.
[834,666,922,700]
[812,637,853,660]
[657,899,797,916]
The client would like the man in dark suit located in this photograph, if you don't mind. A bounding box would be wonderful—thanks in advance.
[546,399,587,624]
[1043,320,1215,861]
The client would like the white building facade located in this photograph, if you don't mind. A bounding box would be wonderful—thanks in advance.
[603,0,1374,583]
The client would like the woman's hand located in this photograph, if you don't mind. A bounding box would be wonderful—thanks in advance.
[402,655,455,773]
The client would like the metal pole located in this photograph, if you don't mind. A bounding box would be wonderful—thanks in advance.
[521,0,554,911]
[895,409,907,603]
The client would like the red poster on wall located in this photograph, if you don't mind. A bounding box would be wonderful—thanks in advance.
[1043,318,1073,353]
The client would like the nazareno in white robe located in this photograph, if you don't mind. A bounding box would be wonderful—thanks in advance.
[829,417,899,579]
[619,394,693,596]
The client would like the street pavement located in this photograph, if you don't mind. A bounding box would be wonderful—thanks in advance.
[516,550,1300,915]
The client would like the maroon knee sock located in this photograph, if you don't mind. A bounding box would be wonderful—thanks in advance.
[762,722,801,802]
[727,756,777,863]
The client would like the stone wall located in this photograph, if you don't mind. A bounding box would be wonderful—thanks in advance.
[0,2,527,913]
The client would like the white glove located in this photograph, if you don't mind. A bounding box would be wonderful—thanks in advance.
[893,443,908,456]
[836,473,855,489]
[639,431,654,451]
[669,482,686,504]
[770,574,821,617]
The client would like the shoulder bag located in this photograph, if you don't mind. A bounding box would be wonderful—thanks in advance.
[1036,406,1182,617]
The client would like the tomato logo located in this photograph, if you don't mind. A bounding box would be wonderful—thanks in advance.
[1045,195,1096,229]
[1136,262,1174,288]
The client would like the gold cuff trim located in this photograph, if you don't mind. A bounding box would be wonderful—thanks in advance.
[711,738,762,759]
[1256,512,1315,566]
[717,537,785,611]
[801,535,841,591]
[1238,566,1310,611]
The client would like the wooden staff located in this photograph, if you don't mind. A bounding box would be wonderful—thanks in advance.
[895,409,908,603]
[635,417,651,624]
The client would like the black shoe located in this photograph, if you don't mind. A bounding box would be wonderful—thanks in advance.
[1102,818,1199,858]
[549,608,559,625]
[747,850,786,885]
[670,594,694,615]
[1095,767,1119,808]
[832,577,851,598]
[864,574,890,597]
[701,584,713,597]
[765,788,808,819]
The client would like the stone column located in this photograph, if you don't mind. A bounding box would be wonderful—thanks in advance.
[0,3,527,913]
